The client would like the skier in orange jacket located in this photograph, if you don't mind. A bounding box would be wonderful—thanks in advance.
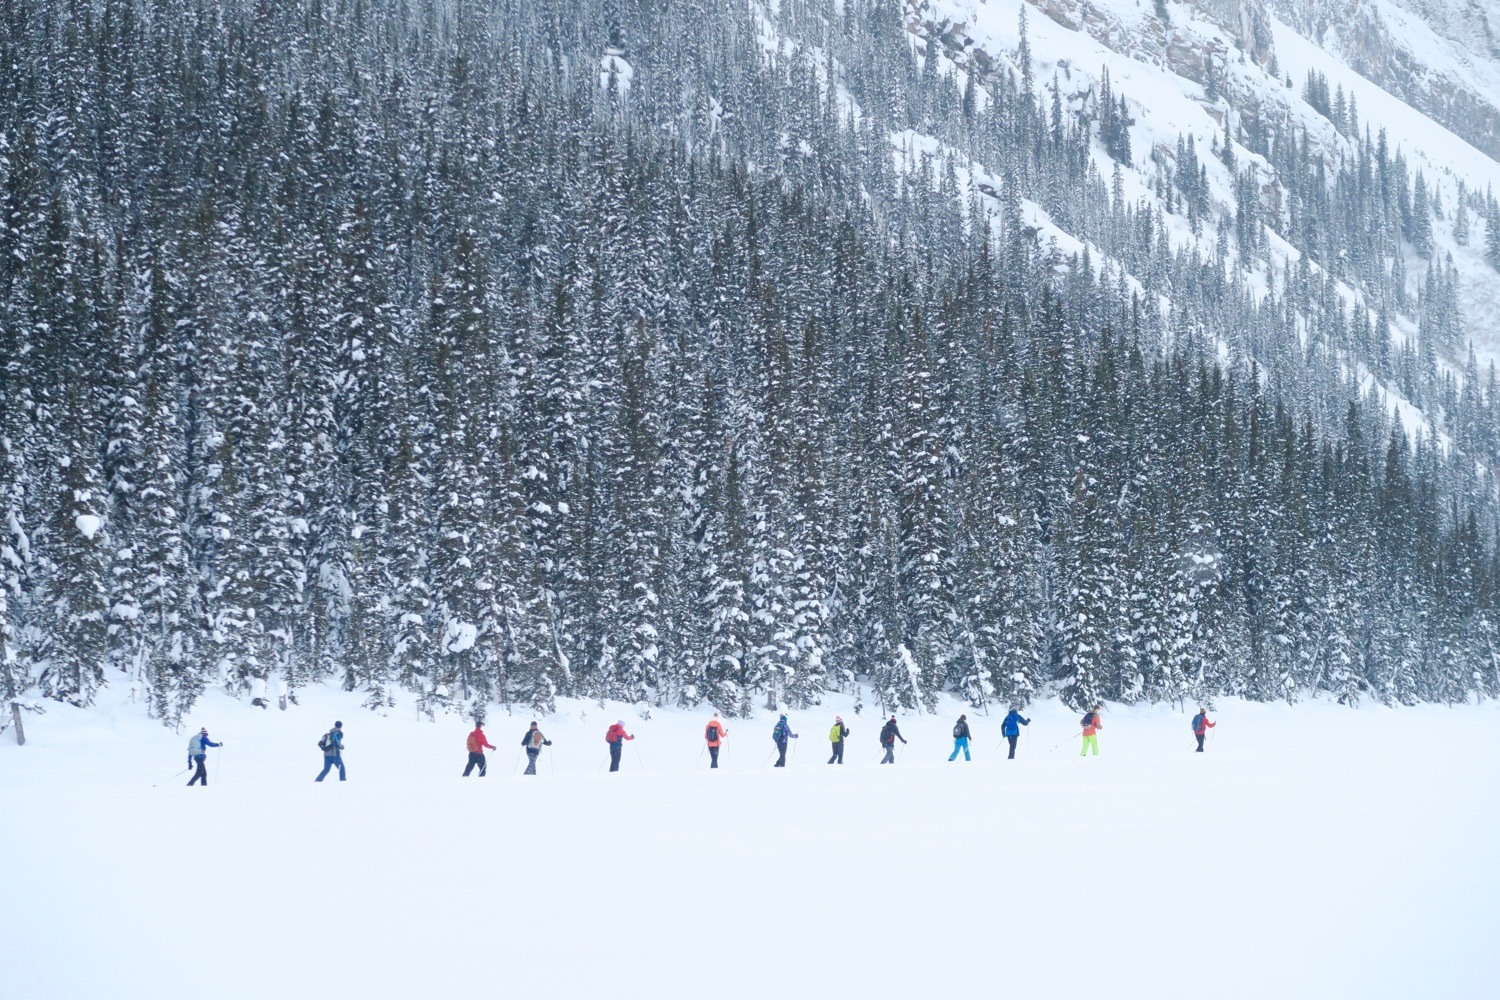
[1080,705,1103,757]
[704,712,728,769]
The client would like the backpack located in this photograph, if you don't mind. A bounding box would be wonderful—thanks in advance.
[772,721,787,742]
[1191,713,1203,732]
[706,723,719,742]
[953,722,964,738]
[318,730,335,752]
[1081,713,1094,730]
[829,723,843,743]
[467,732,481,753]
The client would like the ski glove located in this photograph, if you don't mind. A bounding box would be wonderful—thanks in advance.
[544,740,553,746]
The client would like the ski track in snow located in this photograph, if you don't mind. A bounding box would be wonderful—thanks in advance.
[2,686,1498,998]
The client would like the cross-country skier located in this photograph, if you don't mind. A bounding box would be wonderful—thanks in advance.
[948,714,972,761]
[879,715,907,764]
[605,720,634,772]
[316,721,346,781]
[771,714,798,767]
[464,722,496,777]
[1191,707,1216,752]
[1001,706,1031,759]
[520,722,552,774]
[704,712,728,768]
[186,727,221,787]
[827,715,850,764]
[1080,705,1102,757]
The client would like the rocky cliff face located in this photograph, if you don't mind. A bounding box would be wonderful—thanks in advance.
[907,0,1500,360]
[924,0,1500,160]
[1266,0,1500,160]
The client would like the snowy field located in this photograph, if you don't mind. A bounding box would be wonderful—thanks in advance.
[3,687,1497,999]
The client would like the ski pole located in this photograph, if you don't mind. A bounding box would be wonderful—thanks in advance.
[512,750,523,775]
[1049,731,1084,753]
[216,746,224,785]
[634,742,645,771]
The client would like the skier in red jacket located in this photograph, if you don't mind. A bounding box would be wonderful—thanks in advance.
[463,723,497,777]
[1192,708,1216,752]
[605,720,634,772]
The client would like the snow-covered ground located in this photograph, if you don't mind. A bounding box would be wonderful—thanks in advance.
[3,687,1497,998]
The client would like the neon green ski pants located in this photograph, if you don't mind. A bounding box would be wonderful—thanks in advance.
[1080,733,1099,756]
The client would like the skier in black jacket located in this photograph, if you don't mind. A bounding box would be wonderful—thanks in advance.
[519,722,552,775]
[879,716,907,764]
[948,714,972,762]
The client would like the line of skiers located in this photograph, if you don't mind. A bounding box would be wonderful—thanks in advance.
[185,705,1219,785]
[598,704,1214,772]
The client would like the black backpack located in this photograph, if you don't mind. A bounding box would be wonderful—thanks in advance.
[706,723,719,742]
[953,722,965,738]
[317,731,334,751]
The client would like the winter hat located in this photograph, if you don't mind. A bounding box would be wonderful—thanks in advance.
[199,727,208,734]
[334,721,343,729]
[617,720,625,726]
[530,721,538,728]
[779,714,787,720]
[889,715,897,721]
[958,714,966,721]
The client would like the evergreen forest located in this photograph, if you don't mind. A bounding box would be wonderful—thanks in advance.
[5,0,1500,724]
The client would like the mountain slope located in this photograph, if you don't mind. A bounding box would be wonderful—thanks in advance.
[1270,0,1500,160]
[909,0,1500,358]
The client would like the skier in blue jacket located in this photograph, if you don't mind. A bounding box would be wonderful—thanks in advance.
[186,727,222,786]
[771,715,798,767]
[1001,707,1030,759]
[316,721,346,782]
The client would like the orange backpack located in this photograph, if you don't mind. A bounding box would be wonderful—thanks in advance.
[466,732,481,753]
